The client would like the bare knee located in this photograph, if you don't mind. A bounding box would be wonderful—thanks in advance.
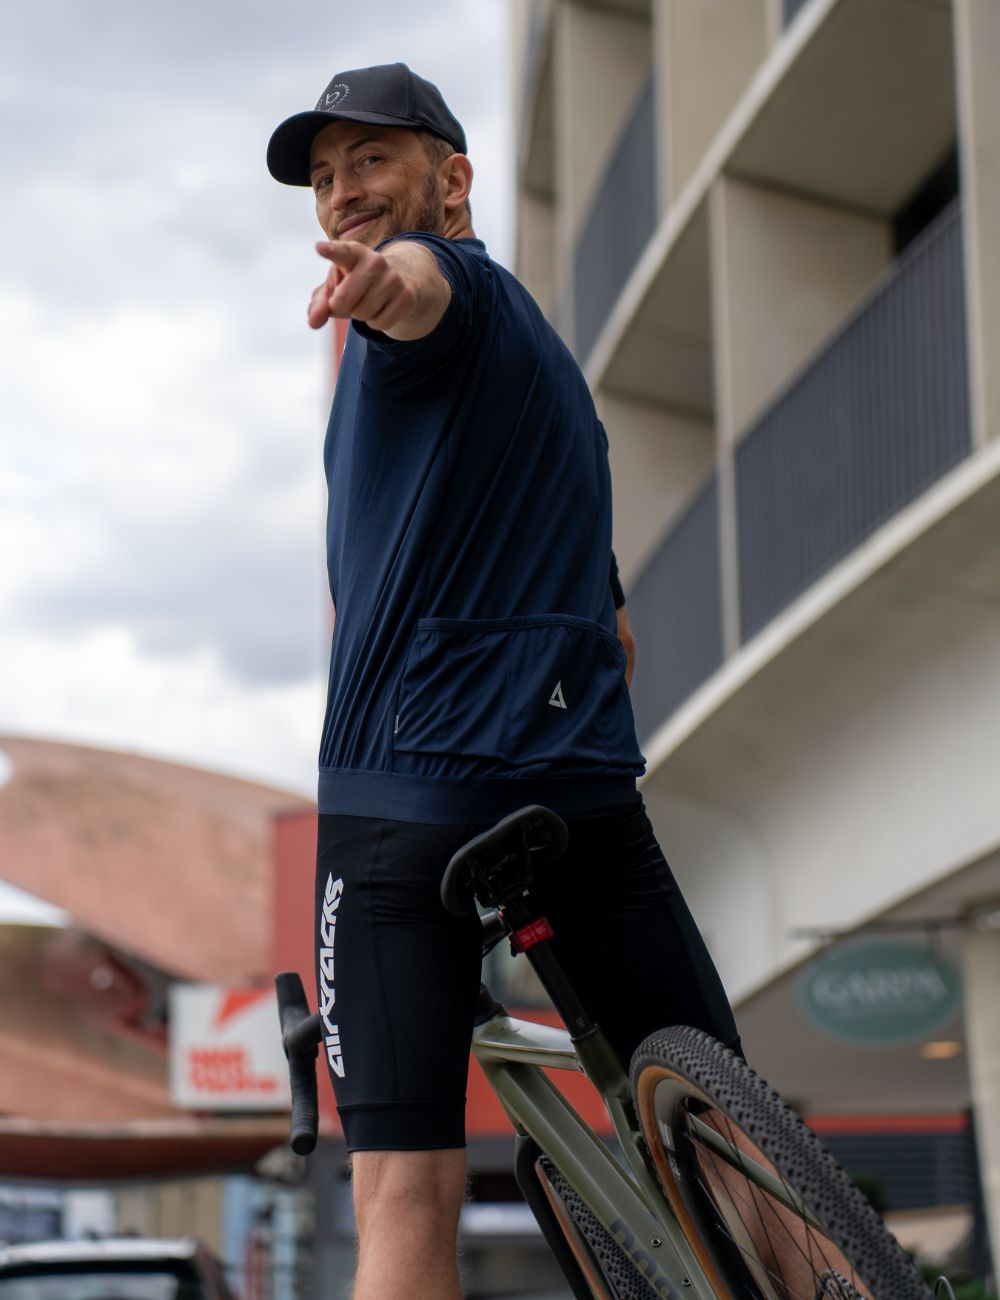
[351,1149,467,1233]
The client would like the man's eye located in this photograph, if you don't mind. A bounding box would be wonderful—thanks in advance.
[359,155,382,168]
[316,175,333,190]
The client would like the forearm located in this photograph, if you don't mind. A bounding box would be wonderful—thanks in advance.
[379,242,452,340]
[616,603,636,687]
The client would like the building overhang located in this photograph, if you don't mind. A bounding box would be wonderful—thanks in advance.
[586,0,957,406]
[730,0,955,215]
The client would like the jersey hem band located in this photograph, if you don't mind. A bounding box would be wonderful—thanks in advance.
[318,768,638,824]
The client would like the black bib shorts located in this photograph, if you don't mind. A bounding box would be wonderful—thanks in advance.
[314,796,740,1151]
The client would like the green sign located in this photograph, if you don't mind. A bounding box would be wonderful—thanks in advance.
[798,941,962,1046]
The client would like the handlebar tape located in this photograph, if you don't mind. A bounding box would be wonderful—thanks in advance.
[275,972,321,1156]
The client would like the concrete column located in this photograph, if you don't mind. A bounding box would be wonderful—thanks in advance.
[954,0,1000,445]
[597,390,714,585]
[711,174,892,440]
[653,0,769,209]
[962,915,1000,1274]
[763,0,785,50]
[509,0,533,107]
[516,190,556,321]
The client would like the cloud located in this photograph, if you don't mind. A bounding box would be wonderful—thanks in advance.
[3,626,323,796]
[3,292,327,686]
[1,1,510,786]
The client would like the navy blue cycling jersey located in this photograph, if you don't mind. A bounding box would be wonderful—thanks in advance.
[318,233,645,823]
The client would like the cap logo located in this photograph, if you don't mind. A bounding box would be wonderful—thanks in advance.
[318,83,350,110]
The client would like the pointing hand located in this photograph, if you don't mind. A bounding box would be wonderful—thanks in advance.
[307,240,419,333]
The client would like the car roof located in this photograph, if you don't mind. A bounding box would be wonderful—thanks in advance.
[0,1237,201,1268]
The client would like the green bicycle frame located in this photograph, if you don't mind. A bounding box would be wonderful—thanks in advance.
[472,1006,720,1300]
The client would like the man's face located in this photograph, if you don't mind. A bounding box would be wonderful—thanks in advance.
[309,121,446,247]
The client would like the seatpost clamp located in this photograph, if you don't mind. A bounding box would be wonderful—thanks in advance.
[510,917,555,952]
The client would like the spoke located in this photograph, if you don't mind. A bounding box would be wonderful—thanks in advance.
[695,1210,827,1300]
[683,1108,871,1300]
[695,1189,870,1300]
[716,1109,790,1296]
[689,1115,822,1230]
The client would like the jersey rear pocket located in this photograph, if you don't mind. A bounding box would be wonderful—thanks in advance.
[392,615,642,778]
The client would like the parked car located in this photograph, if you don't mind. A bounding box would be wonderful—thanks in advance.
[0,1236,236,1298]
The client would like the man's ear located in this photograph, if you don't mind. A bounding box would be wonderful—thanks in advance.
[443,154,473,210]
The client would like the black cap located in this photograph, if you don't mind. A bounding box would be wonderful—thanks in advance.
[267,62,467,187]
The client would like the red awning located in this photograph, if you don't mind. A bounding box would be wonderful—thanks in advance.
[0,1118,293,1181]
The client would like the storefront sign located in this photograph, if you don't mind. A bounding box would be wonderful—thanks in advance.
[798,941,961,1046]
[170,985,291,1110]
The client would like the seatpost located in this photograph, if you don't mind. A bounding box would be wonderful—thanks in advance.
[501,894,597,1042]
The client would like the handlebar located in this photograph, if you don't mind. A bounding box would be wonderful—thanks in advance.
[274,971,322,1156]
[273,906,506,1156]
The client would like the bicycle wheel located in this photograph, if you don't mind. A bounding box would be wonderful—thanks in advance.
[631,1027,933,1300]
[534,1154,658,1299]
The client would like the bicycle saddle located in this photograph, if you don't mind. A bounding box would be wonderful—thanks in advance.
[441,805,569,916]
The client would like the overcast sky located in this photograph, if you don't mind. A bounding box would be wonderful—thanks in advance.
[1,1,513,800]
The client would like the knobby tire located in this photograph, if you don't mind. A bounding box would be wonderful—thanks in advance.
[630,1026,934,1300]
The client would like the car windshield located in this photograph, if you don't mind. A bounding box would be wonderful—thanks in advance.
[0,1261,203,1299]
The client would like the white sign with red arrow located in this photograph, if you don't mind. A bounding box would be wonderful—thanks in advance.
[169,985,291,1111]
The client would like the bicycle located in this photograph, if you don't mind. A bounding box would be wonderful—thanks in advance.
[275,804,940,1299]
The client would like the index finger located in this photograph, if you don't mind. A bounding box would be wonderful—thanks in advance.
[316,240,369,270]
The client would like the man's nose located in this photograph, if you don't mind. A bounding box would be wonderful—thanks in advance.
[331,170,365,211]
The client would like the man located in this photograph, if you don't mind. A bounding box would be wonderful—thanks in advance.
[267,63,740,1300]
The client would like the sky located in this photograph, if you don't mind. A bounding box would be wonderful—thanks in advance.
[1,0,513,803]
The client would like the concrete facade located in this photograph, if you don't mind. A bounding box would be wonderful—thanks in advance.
[513,0,1000,1259]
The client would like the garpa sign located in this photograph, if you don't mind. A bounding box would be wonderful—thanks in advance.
[798,941,961,1046]
[169,984,291,1110]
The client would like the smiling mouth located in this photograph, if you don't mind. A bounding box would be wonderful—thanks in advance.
[337,210,384,238]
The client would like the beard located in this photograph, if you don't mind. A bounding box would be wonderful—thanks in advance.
[380,171,447,241]
[340,171,447,244]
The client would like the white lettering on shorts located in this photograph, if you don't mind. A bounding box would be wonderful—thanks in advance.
[318,874,346,1078]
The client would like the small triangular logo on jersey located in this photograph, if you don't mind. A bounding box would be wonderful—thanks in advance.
[548,681,567,710]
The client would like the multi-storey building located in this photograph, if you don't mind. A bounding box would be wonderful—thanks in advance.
[512,0,1000,1263]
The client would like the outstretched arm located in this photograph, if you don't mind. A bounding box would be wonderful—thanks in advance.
[307,239,452,340]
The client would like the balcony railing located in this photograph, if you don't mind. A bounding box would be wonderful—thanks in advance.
[625,202,970,746]
[628,477,723,743]
[573,71,657,364]
[736,200,970,641]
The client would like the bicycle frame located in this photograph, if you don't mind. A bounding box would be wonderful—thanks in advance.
[472,1000,719,1300]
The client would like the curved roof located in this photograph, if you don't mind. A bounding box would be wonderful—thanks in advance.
[0,735,312,982]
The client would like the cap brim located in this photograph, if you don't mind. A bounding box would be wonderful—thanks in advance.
[266,109,427,186]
